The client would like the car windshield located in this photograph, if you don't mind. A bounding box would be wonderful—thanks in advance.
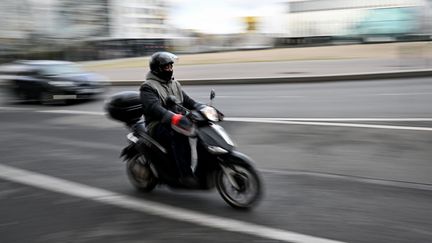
[39,64,82,76]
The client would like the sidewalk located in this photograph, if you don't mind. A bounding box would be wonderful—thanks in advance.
[80,42,432,85]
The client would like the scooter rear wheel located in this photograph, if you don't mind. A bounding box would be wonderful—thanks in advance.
[126,155,157,192]
[216,162,262,209]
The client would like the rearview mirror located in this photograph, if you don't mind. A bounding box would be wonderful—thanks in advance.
[210,89,215,100]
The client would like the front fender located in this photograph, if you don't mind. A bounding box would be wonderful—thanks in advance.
[120,143,138,161]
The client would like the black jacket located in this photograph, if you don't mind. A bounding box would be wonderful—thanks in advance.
[140,71,201,134]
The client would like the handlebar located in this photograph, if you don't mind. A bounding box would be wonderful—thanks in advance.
[166,95,223,123]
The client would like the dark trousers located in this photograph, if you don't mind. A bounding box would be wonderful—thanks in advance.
[152,123,193,178]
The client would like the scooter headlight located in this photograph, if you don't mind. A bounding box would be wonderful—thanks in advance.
[200,106,219,122]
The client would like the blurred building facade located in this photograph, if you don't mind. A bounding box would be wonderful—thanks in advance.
[55,0,110,39]
[1,0,431,62]
[0,0,33,56]
[109,0,168,39]
[0,0,173,62]
[0,0,31,38]
[276,0,432,46]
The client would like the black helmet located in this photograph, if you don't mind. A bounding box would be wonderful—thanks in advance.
[149,52,177,81]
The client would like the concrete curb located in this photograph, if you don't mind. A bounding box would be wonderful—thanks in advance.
[108,69,432,86]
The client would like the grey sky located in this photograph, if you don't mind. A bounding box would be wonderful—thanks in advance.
[167,0,286,34]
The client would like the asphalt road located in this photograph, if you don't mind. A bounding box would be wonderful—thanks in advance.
[1,77,432,242]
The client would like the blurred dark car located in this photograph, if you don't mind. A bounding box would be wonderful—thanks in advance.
[0,60,108,104]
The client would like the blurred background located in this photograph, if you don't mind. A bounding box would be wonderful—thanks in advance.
[0,0,431,62]
[1,1,432,243]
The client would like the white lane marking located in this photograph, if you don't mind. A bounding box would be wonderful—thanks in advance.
[0,106,34,111]
[215,95,304,99]
[225,118,432,132]
[37,109,105,116]
[0,164,345,243]
[240,117,432,122]
[30,109,432,123]
[197,92,432,99]
[2,107,432,131]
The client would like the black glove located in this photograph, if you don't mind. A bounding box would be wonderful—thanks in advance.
[171,114,195,136]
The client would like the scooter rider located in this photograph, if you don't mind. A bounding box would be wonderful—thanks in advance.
[139,51,205,186]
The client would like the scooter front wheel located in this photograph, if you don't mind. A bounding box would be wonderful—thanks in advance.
[216,161,262,209]
[126,155,157,192]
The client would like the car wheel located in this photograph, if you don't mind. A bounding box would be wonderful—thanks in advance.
[13,88,28,103]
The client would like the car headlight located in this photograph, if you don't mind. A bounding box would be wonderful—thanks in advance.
[200,106,219,122]
[48,81,75,87]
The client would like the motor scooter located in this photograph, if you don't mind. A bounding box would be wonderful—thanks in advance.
[105,90,262,209]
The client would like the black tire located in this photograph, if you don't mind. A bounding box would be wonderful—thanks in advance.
[15,88,28,101]
[11,87,30,103]
[126,155,157,192]
[216,161,262,209]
